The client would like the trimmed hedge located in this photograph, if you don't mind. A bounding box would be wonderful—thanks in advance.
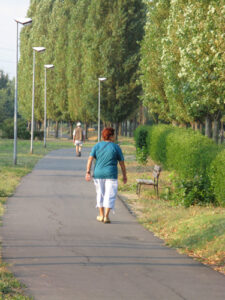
[209,150,225,206]
[134,125,225,206]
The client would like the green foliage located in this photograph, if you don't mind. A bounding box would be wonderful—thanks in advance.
[134,125,148,149]
[82,0,145,125]
[0,71,14,127]
[148,125,218,179]
[139,0,171,121]
[209,150,225,206]
[33,131,44,141]
[169,174,215,207]
[134,126,149,164]
[17,120,31,140]
[18,0,146,127]
[135,124,224,206]
[1,119,30,140]
[136,147,148,165]
[140,0,225,126]
[1,119,14,139]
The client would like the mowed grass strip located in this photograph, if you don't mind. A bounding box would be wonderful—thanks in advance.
[0,138,73,299]
[118,137,225,274]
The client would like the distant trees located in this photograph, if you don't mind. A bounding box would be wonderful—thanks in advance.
[140,0,225,142]
[18,0,146,134]
[0,71,14,128]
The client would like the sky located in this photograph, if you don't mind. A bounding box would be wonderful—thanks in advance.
[0,0,30,79]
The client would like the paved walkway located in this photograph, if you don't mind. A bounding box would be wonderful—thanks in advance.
[1,148,225,300]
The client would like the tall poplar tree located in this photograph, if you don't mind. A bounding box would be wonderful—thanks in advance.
[82,0,145,134]
[67,0,92,124]
[139,0,171,122]
[174,0,225,139]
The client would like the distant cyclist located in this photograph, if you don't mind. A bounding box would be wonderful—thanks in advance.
[73,122,85,157]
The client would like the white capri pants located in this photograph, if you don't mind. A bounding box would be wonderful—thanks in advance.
[94,179,118,209]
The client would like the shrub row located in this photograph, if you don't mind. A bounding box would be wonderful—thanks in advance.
[1,118,30,139]
[1,118,44,140]
[134,125,225,206]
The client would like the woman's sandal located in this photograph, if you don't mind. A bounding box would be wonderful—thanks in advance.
[96,216,104,222]
[103,217,111,224]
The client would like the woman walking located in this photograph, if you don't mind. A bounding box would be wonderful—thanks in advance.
[85,127,127,223]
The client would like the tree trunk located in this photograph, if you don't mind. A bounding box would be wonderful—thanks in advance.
[199,123,203,134]
[85,123,88,140]
[125,120,128,137]
[115,122,119,141]
[134,117,138,132]
[60,121,63,138]
[205,115,212,138]
[129,120,133,137]
[55,121,59,138]
[190,122,195,130]
[172,120,179,127]
[121,122,124,136]
[194,121,199,131]
[28,120,31,131]
[69,121,73,139]
[118,123,122,136]
[220,120,224,144]
[212,117,219,144]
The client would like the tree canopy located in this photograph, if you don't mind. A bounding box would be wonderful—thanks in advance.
[140,0,225,137]
[18,0,146,128]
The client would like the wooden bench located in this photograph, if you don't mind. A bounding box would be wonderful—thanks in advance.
[136,165,161,197]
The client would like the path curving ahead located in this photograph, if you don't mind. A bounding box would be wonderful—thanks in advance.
[1,148,225,300]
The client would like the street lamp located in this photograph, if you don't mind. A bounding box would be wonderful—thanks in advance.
[13,17,32,165]
[30,47,46,154]
[44,64,54,148]
[98,77,107,142]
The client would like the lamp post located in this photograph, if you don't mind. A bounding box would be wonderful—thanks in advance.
[44,64,54,148]
[13,17,32,165]
[30,47,46,154]
[98,77,107,142]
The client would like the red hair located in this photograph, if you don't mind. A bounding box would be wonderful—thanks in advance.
[102,127,115,141]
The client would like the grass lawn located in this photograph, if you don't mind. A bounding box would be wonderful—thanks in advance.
[118,137,225,275]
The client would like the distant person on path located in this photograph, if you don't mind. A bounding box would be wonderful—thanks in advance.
[73,122,85,157]
[85,127,127,223]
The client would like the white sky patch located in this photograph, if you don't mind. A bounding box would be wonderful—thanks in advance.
[0,0,30,78]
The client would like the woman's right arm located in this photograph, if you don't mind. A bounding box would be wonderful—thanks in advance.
[85,156,94,181]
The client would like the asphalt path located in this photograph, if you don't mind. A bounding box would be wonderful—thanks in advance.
[1,148,225,300]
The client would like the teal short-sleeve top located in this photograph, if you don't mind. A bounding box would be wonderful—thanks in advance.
[89,141,124,179]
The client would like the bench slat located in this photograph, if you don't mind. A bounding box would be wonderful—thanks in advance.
[136,179,154,185]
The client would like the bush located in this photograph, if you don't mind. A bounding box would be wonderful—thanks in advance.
[34,131,44,140]
[17,120,30,139]
[1,118,30,140]
[169,173,215,207]
[134,124,224,206]
[134,126,149,164]
[147,125,219,179]
[134,125,149,149]
[1,118,14,138]
[209,149,225,206]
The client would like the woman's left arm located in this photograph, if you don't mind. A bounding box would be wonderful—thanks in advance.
[85,156,94,181]
[119,161,127,184]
